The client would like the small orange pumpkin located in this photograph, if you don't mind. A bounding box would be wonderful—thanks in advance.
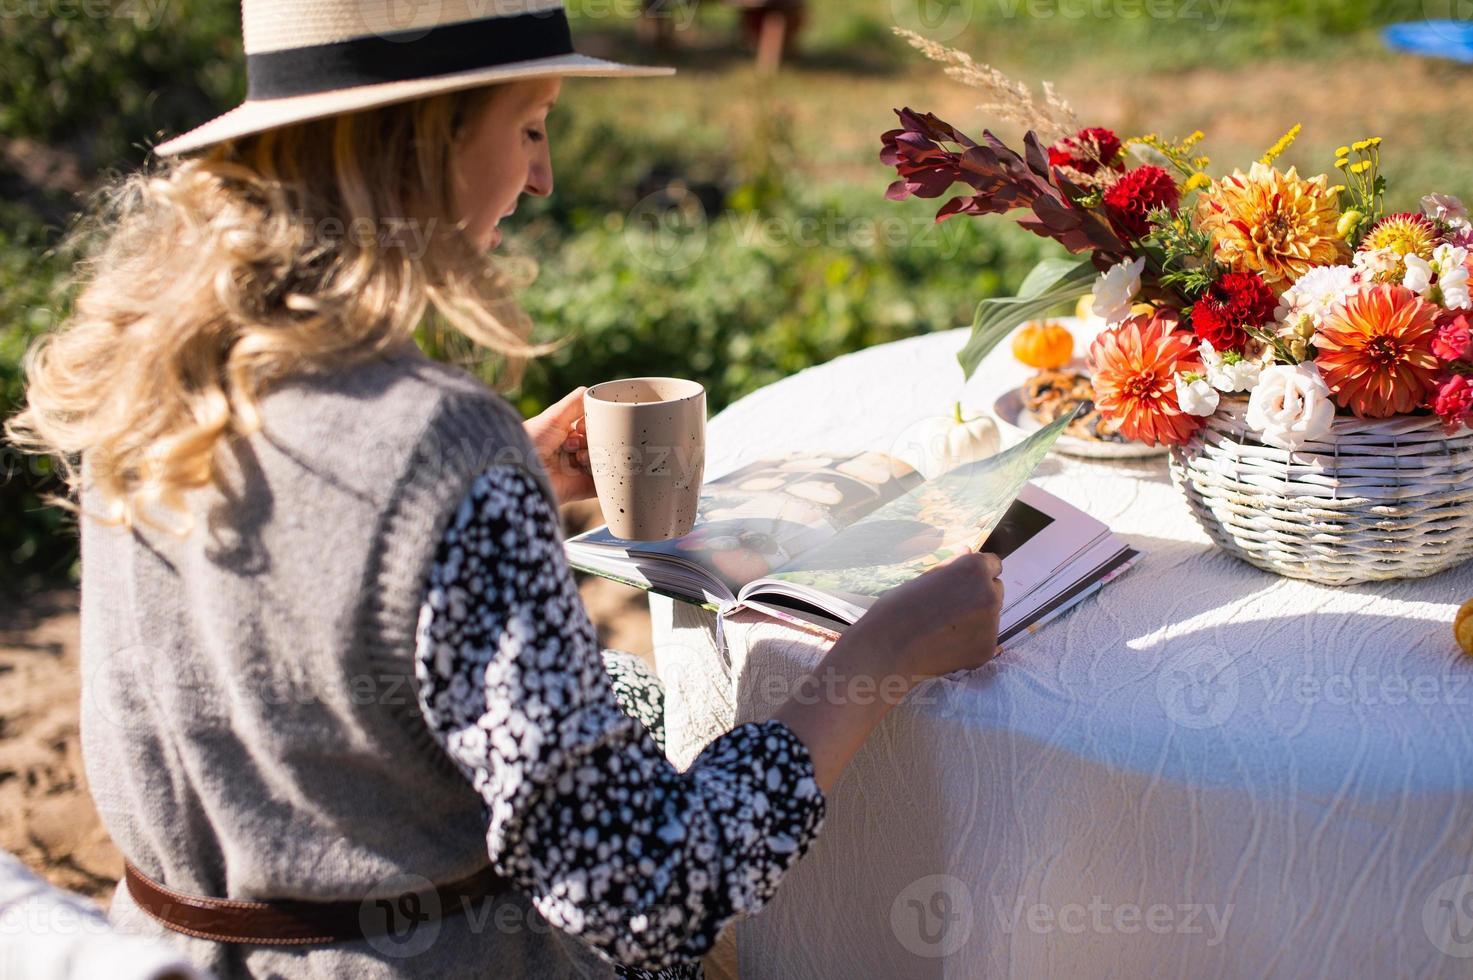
[1456,598,1473,656]
[1012,320,1074,370]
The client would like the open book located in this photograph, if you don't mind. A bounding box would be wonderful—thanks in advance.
[566,413,1140,644]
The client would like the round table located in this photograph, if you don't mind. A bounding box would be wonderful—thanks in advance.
[647,326,1473,979]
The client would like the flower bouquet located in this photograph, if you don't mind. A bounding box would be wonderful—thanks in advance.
[881,31,1473,585]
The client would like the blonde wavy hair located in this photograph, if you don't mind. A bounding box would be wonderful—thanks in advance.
[5,86,547,535]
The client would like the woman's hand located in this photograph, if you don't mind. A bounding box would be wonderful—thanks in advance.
[524,388,596,507]
[845,550,1005,682]
[773,552,1004,792]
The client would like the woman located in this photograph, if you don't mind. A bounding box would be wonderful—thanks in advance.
[5,2,1006,977]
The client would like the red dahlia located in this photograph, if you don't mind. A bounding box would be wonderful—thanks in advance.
[1048,127,1123,176]
[1102,166,1180,240]
[1189,272,1277,353]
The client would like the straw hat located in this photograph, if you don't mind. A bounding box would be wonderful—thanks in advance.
[155,0,673,156]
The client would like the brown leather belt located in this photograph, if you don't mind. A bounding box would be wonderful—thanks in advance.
[124,860,510,946]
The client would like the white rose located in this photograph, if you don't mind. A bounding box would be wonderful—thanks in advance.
[1245,363,1335,451]
[1091,257,1146,325]
[1175,374,1220,417]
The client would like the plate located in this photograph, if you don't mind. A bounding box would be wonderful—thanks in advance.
[993,385,1170,460]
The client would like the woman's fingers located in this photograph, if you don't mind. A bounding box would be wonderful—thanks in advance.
[540,387,588,431]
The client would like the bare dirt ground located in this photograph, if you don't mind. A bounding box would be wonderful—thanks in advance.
[0,500,652,907]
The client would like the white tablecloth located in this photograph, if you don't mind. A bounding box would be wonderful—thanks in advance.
[649,327,1473,980]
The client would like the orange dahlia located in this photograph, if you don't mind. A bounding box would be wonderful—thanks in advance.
[1314,284,1442,418]
[1195,162,1350,291]
[1089,313,1205,446]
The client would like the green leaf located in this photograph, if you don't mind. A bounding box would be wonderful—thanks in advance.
[956,256,1096,377]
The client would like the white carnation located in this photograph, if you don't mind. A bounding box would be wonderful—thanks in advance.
[1353,247,1401,281]
[1246,363,1335,451]
[1091,257,1146,326]
[1175,374,1220,417]
[1275,265,1356,329]
[1198,340,1261,393]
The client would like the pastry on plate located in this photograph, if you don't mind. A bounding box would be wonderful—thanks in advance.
[1021,367,1127,444]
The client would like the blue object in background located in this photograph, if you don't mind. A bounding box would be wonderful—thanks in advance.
[1383,20,1473,63]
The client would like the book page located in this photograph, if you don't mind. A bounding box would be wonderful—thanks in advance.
[571,451,922,595]
[762,411,1075,599]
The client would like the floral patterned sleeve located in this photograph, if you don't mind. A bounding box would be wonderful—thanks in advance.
[413,464,826,975]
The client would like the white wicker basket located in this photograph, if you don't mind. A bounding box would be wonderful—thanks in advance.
[1167,396,1473,586]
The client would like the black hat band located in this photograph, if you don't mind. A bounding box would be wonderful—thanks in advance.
[246,9,576,101]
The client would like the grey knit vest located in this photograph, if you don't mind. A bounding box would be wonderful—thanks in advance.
[81,343,616,979]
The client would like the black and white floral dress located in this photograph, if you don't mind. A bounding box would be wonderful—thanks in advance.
[413,465,827,979]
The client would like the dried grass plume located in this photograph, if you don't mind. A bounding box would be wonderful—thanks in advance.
[893,27,1079,144]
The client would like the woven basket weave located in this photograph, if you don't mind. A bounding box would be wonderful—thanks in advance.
[1167,396,1473,586]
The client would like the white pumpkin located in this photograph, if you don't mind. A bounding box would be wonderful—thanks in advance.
[896,403,1002,479]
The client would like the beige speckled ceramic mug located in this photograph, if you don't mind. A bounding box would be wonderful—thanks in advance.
[584,378,706,541]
